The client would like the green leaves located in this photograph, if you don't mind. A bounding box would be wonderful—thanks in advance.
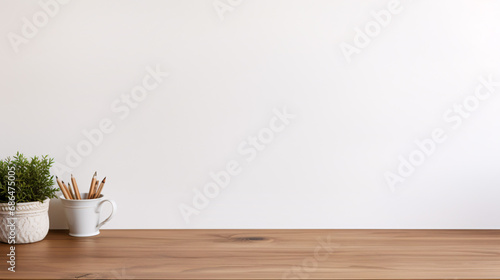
[0,152,57,203]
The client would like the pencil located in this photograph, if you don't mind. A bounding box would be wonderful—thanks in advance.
[62,181,73,199]
[67,182,76,200]
[94,177,106,198]
[71,174,82,200]
[56,176,71,199]
[90,180,99,199]
[88,172,97,199]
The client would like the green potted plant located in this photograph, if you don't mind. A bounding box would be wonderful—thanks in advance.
[0,152,57,244]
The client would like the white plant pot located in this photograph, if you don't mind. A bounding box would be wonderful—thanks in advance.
[0,199,50,244]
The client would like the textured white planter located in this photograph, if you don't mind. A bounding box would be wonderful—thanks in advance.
[0,199,50,244]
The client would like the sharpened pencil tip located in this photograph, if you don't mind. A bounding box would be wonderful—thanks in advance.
[93,171,97,177]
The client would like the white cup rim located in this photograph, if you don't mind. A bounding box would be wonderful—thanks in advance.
[59,193,105,201]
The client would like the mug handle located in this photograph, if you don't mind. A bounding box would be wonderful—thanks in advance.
[96,199,117,230]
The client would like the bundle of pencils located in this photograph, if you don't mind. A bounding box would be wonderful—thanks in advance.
[56,172,107,200]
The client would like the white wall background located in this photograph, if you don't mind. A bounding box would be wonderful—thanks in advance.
[1,0,500,229]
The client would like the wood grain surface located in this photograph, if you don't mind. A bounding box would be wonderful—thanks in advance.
[1,229,500,279]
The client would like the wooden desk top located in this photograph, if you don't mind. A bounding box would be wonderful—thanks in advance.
[2,229,500,279]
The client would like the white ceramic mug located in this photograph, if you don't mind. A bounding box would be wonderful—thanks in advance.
[60,193,117,237]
